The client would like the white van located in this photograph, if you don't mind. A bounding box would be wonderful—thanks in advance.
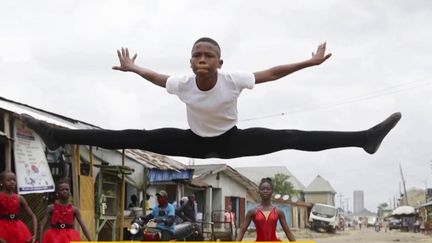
[309,203,338,233]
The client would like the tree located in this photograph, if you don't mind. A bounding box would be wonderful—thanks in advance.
[270,173,296,197]
[377,202,390,218]
[378,202,389,209]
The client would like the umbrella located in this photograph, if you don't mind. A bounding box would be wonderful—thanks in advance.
[391,206,416,217]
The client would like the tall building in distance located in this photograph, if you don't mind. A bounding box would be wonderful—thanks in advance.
[353,190,364,213]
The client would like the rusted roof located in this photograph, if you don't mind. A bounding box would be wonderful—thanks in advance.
[0,96,188,171]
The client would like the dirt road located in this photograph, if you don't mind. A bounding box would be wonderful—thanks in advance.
[298,228,432,243]
[242,228,432,242]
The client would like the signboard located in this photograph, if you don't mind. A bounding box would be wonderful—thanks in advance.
[13,119,55,194]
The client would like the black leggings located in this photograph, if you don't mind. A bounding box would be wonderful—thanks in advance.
[51,126,367,159]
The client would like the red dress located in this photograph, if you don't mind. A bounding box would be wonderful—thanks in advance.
[42,203,81,243]
[0,192,32,243]
[252,207,280,241]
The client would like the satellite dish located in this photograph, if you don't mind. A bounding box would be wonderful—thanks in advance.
[282,195,290,200]
[274,194,281,199]
[291,195,298,202]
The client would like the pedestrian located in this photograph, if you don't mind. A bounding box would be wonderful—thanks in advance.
[236,177,295,241]
[414,218,420,233]
[225,204,236,229]
[22,38,401,159]
[419,217,426,234]
[40,180,92,242]
[140,193,152,210]
[128,194,138,208]
[383,219,388,232]
[0,171,37,243]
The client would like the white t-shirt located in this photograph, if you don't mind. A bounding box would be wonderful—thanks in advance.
[166,71,255,137]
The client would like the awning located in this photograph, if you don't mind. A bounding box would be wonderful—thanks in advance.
[148,168,193,183]
[392,206,417,217]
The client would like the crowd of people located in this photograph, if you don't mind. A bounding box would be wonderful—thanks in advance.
[1,168,298,242]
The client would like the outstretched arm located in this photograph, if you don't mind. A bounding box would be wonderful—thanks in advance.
[112,47,169,88]
[236,209,253,241]
[254,42,332,84]
[277,208,296,241]
[74,207,93,241]
[19,195,38,243]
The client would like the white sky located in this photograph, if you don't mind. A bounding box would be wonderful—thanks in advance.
[1,0,431,211]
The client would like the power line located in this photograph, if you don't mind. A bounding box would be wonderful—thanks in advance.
[240,77,431,122]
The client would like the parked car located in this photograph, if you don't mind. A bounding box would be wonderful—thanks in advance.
[389,218,401,230]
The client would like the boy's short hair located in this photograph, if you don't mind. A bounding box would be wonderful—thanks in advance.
[193,37,221,57]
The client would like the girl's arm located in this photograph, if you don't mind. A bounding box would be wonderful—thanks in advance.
[236,208,254,241]
[277,208,296,241]
[40,205,53,242]
[112,48,169,88]
[253,42,331,84]
[74,207,93,241]
[19,195,38,243]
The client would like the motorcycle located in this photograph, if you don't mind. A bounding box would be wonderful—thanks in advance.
[128,217,196,241]
[374,222,381,232]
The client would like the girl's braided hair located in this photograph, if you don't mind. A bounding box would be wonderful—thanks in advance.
[259,177,273,189]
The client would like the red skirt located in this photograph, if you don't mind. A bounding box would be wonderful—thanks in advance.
[0,219,32,243]
[42,228,81,243]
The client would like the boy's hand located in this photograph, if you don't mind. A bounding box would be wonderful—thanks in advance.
[112,47,137,72]
[310,42,332,65]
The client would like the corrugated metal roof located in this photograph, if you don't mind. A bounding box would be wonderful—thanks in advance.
[0,96,96,129]
[0,96,188,171]
[124,150,188,171]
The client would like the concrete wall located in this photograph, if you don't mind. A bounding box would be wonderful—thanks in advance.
[305,192,335,206]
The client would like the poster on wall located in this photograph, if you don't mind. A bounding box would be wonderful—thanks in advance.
[13,119,55,194]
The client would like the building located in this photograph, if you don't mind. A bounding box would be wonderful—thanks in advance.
[0,96,193,241]
[304,175,336,206]
[189,164,260,228]
[353,190,365,213]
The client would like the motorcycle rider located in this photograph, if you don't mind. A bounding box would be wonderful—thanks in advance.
[176,194,197,222]
[176,194,204,240]
[142,190,175,240]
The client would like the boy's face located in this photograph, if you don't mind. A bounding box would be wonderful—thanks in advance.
[190,42,223,77]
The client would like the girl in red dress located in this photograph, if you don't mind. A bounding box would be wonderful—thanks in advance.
[0,171,37,243]
[237,177,296,242]
[41,181,92,243]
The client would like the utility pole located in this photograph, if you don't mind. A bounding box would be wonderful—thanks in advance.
[345,198,350,213]
[399,163,409,205]
[339,193,344,211]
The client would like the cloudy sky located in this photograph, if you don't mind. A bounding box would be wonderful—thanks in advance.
[1,0,431,211]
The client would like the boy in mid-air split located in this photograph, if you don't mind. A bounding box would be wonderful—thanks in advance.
[22,37,401,159]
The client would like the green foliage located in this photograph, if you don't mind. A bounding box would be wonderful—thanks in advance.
[378,202,389,209]
[271,173,297,197]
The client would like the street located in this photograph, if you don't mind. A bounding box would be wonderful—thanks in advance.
[297,228,432,243]
[243,228,432,243]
